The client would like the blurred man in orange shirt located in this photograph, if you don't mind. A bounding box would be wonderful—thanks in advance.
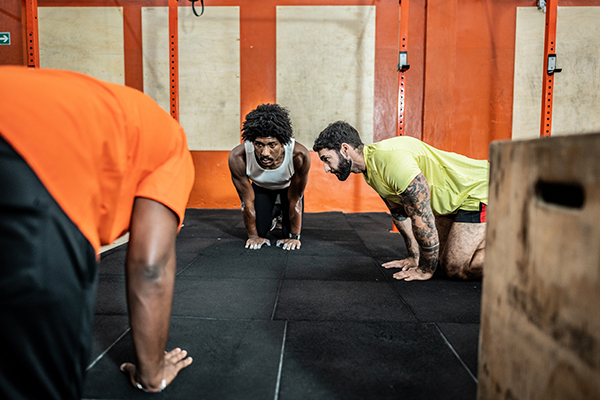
[0,67,194,399]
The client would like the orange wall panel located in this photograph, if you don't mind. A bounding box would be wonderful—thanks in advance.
[240,0,277,121]
[187,151,239,209]
[304,152,388,213]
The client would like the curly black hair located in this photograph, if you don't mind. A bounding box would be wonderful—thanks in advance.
[241,104,293,145]
[313,121,363,152]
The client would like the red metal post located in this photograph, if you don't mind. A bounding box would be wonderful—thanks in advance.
[24,0,39,68]
[540,0,559,137]
[396,0,409,136]
[169,0,179,121]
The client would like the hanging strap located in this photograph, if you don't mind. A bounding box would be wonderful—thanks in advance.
[190,0,204,17]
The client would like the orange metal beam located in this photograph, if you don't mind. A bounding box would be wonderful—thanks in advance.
[391,0,410,232]
[540,0,560,137]
[169,0,179,121]
[24,0,39,68]
[396,0,409,137]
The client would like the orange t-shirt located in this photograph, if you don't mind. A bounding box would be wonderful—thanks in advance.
[0,66,195,252]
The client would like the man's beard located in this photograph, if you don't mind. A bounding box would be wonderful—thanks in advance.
[334,152,352,181]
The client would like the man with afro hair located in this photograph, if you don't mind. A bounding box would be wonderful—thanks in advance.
[229,104,311,251]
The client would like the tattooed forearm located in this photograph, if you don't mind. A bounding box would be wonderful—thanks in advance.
[398,173,440,273]
[404,237,419,259]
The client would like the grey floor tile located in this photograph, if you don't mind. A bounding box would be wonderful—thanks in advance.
[284,255,384,281]
[302,212,353,230]
[274,280,415,322]
[178,253,286,279]
[95,275,127,315]
[175,236,219,253]
[299,228,358,241]
[97,249,127,275]
[83,318,286,400]
[97,244,201,276]
[357,230,408,260]
[171,277,281,319]
[88,315,130,368]
[436,322,480,378]
[278,321,477,400]
[290,238,371,257]
[391,280,483,323]
[344,212,392,231]
[175,252,201,272]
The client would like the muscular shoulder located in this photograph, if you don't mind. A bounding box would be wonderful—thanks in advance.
[292,141,311,174]
[228,142,247,175]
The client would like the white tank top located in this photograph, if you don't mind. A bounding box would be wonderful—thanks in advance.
[245,139,295,190]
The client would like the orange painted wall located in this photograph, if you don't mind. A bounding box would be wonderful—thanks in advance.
[188,151,388,212]
[2,0,597,212]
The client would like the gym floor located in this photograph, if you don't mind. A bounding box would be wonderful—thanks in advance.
[83,209,481,400]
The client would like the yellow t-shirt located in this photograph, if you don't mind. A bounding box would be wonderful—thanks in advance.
[363,136,489,216]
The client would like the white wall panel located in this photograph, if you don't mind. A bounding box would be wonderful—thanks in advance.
[143,6,240,151]
[276,6,376,147]
[512,7,600,139]
[38,7,125,85]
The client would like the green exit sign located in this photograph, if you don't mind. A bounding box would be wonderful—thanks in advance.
[0,33,10,45]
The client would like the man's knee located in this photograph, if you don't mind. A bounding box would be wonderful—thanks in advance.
[441,253,483,280]
[442,261,471,279]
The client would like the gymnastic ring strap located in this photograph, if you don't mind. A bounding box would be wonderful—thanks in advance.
[191,0,204,17]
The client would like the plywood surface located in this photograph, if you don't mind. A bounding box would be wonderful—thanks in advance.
[479,133,600,400]
[276,6,376,147]
[38,7,125,85]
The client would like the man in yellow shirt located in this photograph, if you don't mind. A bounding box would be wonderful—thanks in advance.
[313,121,489,281]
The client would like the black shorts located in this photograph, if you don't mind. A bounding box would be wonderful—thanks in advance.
[452,203,487,223]
[252,183,304,238]
[0,136,98,400]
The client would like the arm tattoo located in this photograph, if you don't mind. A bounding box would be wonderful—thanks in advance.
[398,174,439,274]
[384,197,408,222]
[402,235,419,259]
[391,210,408,222]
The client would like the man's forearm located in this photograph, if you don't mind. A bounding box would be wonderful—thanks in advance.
[411,216,439,274]
[241,201,259,237]
[391,213,419,259]
[127,259,175,388]
[288,196,303,235]
[418,244,439,274]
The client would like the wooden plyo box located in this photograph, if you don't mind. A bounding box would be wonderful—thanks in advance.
[478,134,600,400]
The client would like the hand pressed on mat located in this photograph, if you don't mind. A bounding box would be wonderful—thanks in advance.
[120,347,193,393]
[276,238,301,251]
[245,237,271,250]
[383,258,433,281]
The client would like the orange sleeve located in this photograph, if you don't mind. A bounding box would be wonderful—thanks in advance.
[97,83,195,245]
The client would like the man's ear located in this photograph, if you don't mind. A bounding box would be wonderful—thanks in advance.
[340,143,350,157]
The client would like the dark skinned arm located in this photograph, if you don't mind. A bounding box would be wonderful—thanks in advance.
[120,197,192,392]
[227,144,269,249]
[277,142,311,251]
[384,173,439,281]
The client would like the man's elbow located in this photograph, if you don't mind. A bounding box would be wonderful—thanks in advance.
[127,257,172,283]
[140,263,165,281]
